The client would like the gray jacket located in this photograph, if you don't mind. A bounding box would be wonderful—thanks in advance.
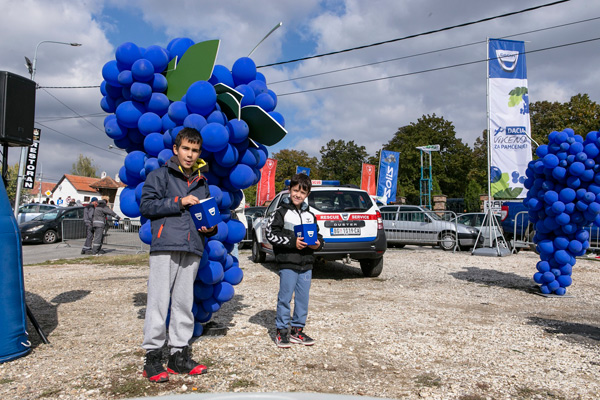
[92,200,119,228]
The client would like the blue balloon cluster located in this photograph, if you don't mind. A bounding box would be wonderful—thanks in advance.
[100,38,279,333]
[524,128,600,295]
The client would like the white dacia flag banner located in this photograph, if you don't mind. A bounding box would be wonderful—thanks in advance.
[488,38,532,199]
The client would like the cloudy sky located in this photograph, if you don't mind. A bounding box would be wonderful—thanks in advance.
[1,0,598,187]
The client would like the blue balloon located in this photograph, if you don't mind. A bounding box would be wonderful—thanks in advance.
[208,185,223,204]
[170,126,183,142]
[248,79,268,97]
[193,282,214,303]
[116,42,142,68]
[102,60,122,87]
[220,190,233,210]
[232,57,257,86]
[139,221,152,244]
[536,261,551,272]
[144,157,160,175]
[208,64,234,87]
[557,275,572,287]
[537,239,554,255]
[130,82,152,102]
[157,148,174,166]
[117,70,133,87]
[214,144,239,168]
[227,119,249,144]
[543,190,558,204]
[135,181,144,202]
[269,111,285,127]
[547,279,560,292]
[201,297,221,313]
[163,131,173,148]
[124,150,147,176]
[267,89,278,109]
[541,271,556,284]
[224,266,243,285]
[229,164,255,190]
[138,112,162,135]
[533,272,544,284]
[207,110,226,125]
[168,37,195,62]
[162,113,177,131]
[184,114,207,132]
[235,84,255,107]
[201,123,229,152]
[197,261,224,285]
[168,101,189,125]
[226,219,246,244]
[105,119,128,140]
[205,240,226,261]
[152,73,168,92]
[255,93,275,112]
[186,81,217,115]
[116,101,146,128]
[144,133,165,157]
[559,188,576,203]
[193,322,204,337]
[120,188,141,218]
[554,249,571,265]
[145,93,170,116]
[208,221,229,242]
[213,282,235,303]
[569,162,585,176]
[542,154,559,169]
[143,45,169,73]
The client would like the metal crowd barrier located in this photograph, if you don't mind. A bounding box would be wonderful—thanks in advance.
[512,210,600,253]
[380,210,463,252]
[62,218,148,252]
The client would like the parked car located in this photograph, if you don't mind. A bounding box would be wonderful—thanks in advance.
[453,212,504,247]
[380,205,479,251]
[240,206,266,249]
[16,203,59,225]
[20,206,85,244]
[251,184,387,277]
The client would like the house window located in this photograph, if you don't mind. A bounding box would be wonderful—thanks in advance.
[84,196,90,202]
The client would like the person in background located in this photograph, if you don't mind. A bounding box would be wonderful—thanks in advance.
[81,197,98,255]
[230,191,246,259]
[91,198,119,255]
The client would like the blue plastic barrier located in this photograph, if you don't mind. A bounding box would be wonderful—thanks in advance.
[0,177,31,363]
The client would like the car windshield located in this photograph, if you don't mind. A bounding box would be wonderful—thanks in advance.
[32,209,61,221]
[308,190,373,212]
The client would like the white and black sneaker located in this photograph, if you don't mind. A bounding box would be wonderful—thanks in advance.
[290,327,315,346]
[276,329,291,348]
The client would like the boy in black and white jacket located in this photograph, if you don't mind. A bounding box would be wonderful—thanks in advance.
[266,173,323,348]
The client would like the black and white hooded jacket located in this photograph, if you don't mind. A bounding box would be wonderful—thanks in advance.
[266,197,324,271]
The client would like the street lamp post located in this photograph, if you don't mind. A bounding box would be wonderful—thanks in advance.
[14,40,82,217]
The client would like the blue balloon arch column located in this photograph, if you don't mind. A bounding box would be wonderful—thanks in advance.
[100,38,286,335]
[524,128,600,296]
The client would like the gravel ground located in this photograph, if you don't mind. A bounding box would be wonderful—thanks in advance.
[1,247,600,400]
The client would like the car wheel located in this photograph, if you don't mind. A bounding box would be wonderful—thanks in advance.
[439,231,456,251]
[251,237,266,263]
[43,229,58,244]
[359,257,383,277]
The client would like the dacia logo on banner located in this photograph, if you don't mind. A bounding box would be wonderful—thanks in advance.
[495,49,519,72]
[208,207,216,216]
[342,213,349,221]
[195,213,203,220]
[506,126,526,135]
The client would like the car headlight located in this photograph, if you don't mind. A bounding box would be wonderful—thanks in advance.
[25,225,44,232]
[468,227,478,234]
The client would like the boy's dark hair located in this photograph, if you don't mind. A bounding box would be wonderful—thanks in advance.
[174,127,202,148]
[290,173,312,193]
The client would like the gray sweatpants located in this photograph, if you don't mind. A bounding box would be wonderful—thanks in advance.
[142,251,201,351]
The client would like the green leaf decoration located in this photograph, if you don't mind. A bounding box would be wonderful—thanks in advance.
[165,40,220,101]
[240,105,287,146]
[507,87,528,108]
[217,92,241,120]
[491,173,524,198]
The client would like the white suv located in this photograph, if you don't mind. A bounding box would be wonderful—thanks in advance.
[251,184,387,277]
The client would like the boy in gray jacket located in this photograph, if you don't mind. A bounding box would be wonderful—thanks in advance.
[139,127,217,383]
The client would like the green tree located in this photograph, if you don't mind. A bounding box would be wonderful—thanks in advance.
[384,114,472,204]
[467,130,488,189]
[318,139,368,186]
[271,149,319,193]
[530,94,600,145]
[464,180,483,212]
[71,154,98,178]
[0,163,20,206]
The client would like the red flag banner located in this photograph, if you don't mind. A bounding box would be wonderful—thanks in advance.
[361,163,376,196]
[257,158,278,206]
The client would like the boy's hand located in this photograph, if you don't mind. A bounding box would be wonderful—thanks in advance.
[307,239,321,249]
[181,195,200,207]
[296,237,307,250]
[199,225,216,234]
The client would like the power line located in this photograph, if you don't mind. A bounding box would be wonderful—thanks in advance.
[34,121,126,158]
[257,0,572,68]
[40,88,105,133]
[277,36,600,97]
[37,113,106,122]
[268,15,600,85]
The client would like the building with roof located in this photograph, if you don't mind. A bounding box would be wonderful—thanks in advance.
[50,174,100,206]
[26,181,56,203]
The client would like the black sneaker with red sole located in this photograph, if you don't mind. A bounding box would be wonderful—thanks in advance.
[290,327,315,346]
[167,346,207,375]
[143,349,168,383]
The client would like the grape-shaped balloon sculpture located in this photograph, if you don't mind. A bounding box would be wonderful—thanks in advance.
[100,38,287,335]
[524,128,600,295]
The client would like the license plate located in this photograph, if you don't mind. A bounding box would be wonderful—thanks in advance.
[331,227,361,235]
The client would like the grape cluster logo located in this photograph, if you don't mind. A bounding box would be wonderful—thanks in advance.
[524,128,600,295]
[100,38,287,334]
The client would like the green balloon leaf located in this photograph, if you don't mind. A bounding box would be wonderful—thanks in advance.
[240,105,287,146]
[165,40,220,101]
